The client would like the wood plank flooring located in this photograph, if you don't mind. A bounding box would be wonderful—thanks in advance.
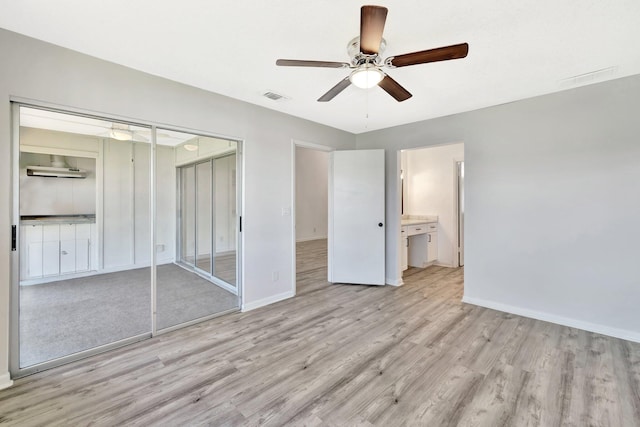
[1,239,639,426]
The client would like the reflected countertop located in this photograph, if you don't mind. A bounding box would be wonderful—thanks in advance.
[21,214,96,225]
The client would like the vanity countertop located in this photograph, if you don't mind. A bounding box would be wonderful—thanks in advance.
[401,216,438,226]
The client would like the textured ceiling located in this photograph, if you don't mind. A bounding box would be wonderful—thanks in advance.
[1,0,639,134]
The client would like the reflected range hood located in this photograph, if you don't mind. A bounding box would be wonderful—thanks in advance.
[27,165,87,179]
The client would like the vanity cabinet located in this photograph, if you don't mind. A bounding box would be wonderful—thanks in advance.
[427,230,438,263]
[404,221,438,268]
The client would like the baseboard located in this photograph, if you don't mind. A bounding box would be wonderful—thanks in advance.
[386,277,404,286]
[435,262,455,268]
[462,295,640,344]
[242,290,295,312]
[0,372,13,390]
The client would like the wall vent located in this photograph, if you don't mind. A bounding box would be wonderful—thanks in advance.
[558,66,618,89]
[262,91,289,101]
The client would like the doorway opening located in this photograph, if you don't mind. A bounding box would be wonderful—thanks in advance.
[293,143,330,295]
[399,143,464,280]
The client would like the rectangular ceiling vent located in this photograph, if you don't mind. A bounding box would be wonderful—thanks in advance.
[559,66,618,89]
[262,91,289,102]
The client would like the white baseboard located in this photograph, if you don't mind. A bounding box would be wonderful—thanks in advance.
[242,290,295,312]
[295,236,328,243]
[462,295,640,344]
[386,277,404,286]
[0,372,13,390]
[435,262,455,268]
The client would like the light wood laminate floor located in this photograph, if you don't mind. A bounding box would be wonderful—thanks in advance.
[1,240,639,426]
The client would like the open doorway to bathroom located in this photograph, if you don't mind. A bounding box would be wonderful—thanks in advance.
[400,143,464,280]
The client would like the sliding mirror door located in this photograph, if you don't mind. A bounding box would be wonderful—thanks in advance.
[156,130,239,330]
[13,106,152,374]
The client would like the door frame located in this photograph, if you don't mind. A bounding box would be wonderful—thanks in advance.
[290,139,333,295]
[455,160,464,267]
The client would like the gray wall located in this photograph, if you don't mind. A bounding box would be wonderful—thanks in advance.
[0,28,355,384]
[357,74,640,342]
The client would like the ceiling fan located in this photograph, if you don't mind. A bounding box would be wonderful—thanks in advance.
[276,5,469,102]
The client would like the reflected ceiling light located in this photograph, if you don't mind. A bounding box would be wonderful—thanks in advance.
[183,144,198,152]
[349,65,384,89]
[110,128,133,141]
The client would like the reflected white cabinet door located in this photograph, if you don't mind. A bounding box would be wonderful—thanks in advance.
[75,224,91,272]
[328,149,385,286]
[60,239,76,274]
[42,241,60,276]
[76,239,90,272]
[27,242,43,278]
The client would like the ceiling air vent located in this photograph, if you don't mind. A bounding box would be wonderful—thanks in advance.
[262,91,289,101]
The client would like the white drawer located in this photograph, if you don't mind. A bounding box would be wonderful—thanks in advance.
[426,223,438,232]
[407,224,428,236]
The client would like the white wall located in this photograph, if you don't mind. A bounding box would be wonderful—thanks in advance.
[155,145,176,264]
[0,28,355,385]
[19,127,98,216]
[404,143,463,267]
[357,74,640,344]
[295,147,328,242]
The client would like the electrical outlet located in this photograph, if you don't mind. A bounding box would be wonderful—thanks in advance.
[282,207,291,216]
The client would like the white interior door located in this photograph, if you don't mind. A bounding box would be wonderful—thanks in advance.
[329,149,385,285]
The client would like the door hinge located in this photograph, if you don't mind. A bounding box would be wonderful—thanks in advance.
[11,225,17,251]
[239,216,242,232]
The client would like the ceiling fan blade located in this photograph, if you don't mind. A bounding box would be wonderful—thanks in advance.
[318,77,351,102]
[378,75,412,102]
[276,59,349,68]
[360,5,388,55]
[388,43,469,68]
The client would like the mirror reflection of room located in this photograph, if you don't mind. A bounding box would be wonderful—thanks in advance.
[16,107,239,371]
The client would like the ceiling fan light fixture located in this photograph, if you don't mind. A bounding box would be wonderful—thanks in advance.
[110,128,133,141]
[349,66,384,89]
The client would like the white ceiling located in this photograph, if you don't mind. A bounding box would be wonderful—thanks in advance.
[1,0,639,134]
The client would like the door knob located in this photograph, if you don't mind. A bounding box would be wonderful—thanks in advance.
[378,223,383,227]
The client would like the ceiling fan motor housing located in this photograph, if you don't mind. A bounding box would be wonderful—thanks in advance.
[347,36,386,67]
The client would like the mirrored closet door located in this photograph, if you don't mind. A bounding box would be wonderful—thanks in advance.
[11,106,242,378]
[156,130,239,331]
[14,106,153,372]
